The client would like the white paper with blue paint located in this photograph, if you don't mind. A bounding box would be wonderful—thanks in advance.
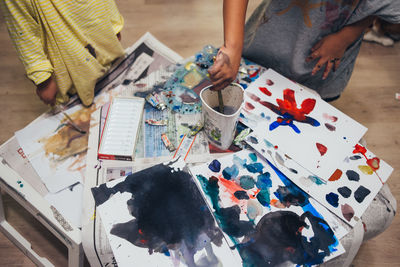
[245,131,393,227]
[189,150,346,266]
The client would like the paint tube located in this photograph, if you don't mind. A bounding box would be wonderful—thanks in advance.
[145,119,168,126]
[234,128,251,146]
[145,92,167,110]
[189,122,204,137]
[161,133,175,152]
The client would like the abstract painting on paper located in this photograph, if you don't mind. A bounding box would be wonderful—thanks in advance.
[189,150,345,266]
[240,69,367,180]
[91,159,241,267]
[245,131,393,226]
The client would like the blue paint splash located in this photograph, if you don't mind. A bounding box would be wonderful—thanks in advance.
[308,175,326,185]
[263,139,274,148]
[256,172,272,190]
[208,159,221,172]
[239,175,255,190]
[326,192,339,208]
[245,163,264,173]
[222,165,239,180]
[249,153,257,162]
[233,154,247,169]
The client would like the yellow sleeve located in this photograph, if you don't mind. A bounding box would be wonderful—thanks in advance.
[106,0,124,35]
[0,0,53,85]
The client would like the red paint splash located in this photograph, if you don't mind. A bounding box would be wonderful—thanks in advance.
[245,102,255,110]
[316,143,327,156]
[218,176,259,203]
[328,169,343,181]
[259,87,272,96]
[246,92,260,102]
[323,113,338,122]
[367,158,380,171]
[249,67,261,78]
[276,89,316,121]
[266,79,274,86]
[353,144,383,184]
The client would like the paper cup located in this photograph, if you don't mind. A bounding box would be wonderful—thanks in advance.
[200,83,244,150]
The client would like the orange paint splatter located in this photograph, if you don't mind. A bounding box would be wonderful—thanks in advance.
[328,169,343,181]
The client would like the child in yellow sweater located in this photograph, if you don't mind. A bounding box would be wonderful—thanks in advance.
[1,0,125,106]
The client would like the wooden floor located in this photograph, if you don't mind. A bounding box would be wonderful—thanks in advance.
[0,0,399,266]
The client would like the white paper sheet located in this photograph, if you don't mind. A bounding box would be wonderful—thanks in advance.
[92,160,241,267]
[189,150,345,266]
[240,69,367,180]
[245,131,393,226]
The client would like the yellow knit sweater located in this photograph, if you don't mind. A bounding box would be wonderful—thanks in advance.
[1,0,125,106]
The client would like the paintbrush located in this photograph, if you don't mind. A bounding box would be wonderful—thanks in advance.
[62,112,87,134]
[217,90,224,114]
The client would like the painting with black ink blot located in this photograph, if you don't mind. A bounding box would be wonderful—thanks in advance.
[239,69,367,181]
[189,150,345,266]
[245,131,393,227]
[91,159,241,267]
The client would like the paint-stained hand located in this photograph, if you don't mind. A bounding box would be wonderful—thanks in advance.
[306,32,348,80]
[208,46,241,91]
[36,76,58,106]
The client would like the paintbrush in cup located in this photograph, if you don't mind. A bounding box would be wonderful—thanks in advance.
[217,90,224,114]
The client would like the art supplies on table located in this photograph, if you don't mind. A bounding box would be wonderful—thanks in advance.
[98,97,145,161]
[145,92,167,110]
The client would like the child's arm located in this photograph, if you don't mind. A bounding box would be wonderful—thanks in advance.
[306,16,375,80]
[0,0,56,104]
[208,0,248,91]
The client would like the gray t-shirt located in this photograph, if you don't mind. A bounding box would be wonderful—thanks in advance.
[243,0,400,98]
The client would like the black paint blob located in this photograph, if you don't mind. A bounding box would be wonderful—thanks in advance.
[354,186,371,203]
[249,136,259,144]
[91,163,223,263]
[234,190,250,200]
[239,211,337,266]
[346,170,360,182]
[337,186,352,198]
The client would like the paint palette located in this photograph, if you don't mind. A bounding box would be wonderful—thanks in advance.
[98,97,145,161]
[245,131,393,226]
[240,69,368,181]
[189,149,345,266]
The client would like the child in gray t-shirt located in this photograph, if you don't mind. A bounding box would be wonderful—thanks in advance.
[209,0,400,100]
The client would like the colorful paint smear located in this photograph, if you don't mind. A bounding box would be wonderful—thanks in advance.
[191,151,344,266]
[40,106,94,160]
